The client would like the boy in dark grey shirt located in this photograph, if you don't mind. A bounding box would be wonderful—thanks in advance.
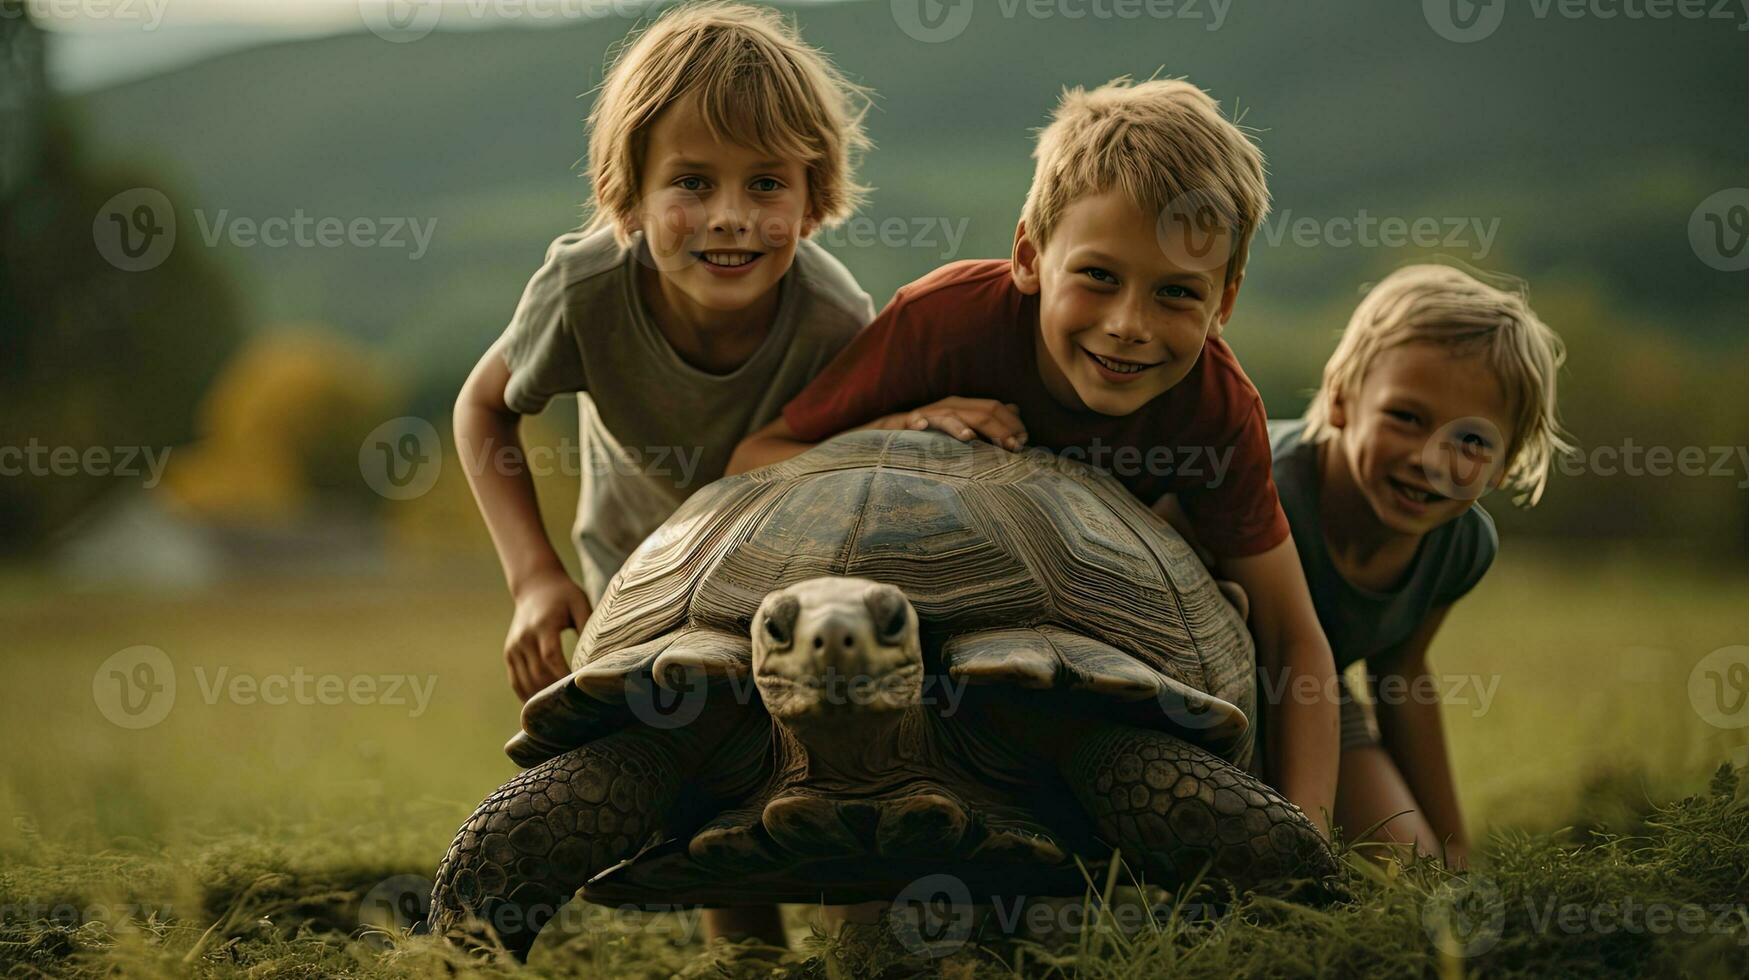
[1270,263,1569,868]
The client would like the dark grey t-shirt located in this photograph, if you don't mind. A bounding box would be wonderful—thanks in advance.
[1269,419,1497,670]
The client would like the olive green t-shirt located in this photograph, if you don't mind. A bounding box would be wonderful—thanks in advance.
[1268,419,1498,670]
[498,227,875,602]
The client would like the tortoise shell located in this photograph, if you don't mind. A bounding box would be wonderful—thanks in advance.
[563,429,1256,759]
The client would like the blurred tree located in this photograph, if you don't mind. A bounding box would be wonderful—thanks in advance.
[164,327,404,521]
[0,3,243,553]
[1,0,45,197]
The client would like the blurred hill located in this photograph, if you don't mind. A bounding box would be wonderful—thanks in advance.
[62,2,1746,380]
[18,0,1749,557]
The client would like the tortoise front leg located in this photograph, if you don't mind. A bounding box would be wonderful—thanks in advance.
[428,727,687,961]
[1059,724,1339,894]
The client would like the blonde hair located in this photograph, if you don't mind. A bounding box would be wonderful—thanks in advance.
[1303,263,1574,506]
[584,1,871,242]
[1021,76,1269,283]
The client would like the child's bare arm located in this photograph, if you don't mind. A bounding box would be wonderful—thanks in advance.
[726,399,1027,475]
[1370,605,1469,866]
[455,340,591,702]
[1222,537,1340,838]
[725,415,821,475]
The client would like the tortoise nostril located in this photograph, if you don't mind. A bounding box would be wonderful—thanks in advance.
[813,636,823,650]
[842,636,854,648]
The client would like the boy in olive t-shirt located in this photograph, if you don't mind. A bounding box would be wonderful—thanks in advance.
[454,4,875,706]
[497,225,875,606]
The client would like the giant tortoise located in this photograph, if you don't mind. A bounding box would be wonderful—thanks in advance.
[430,429,1336,957]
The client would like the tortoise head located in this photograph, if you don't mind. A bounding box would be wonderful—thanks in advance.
[750,577,922,722]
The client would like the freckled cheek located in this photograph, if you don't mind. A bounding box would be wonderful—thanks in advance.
[1157,316,1205,362]
[1040,318,1086,370]
[1046,292,1104,347]
[643,195,706,252]
[749,209,802,253]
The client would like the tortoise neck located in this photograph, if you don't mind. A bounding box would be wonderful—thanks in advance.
[773,707,935,791]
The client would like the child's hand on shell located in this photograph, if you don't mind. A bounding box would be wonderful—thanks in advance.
[504,570,591,701]
[870,397,1028,452]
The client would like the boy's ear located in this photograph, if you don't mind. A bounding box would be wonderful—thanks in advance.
[1011,221,1043,295]
[1211,269,1245,338]
[617,209,642,242]
[1328,391,1348,430]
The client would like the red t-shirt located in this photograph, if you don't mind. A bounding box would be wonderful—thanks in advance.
[782,259,1290,558]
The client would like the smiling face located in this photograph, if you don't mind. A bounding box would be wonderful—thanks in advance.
[1327,341,1518,535]
[1012,190,1242,417]
[631,94,815,322]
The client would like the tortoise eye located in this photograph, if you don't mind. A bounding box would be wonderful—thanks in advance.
[867,587,910,645]
[764,617,787,645]
[762,595,798,647]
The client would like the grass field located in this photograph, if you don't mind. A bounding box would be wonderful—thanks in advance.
[2,547,1746,977]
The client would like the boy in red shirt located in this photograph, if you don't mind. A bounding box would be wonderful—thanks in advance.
[730,77,1339,833]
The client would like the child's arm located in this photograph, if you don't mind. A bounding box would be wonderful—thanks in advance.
[1222,539,1340,838]
[728,399,1027,475]
[455,340,592,702]
[1370,605,1469,866]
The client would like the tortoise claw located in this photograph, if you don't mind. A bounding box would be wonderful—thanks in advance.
[874,791,971,858]
[689,805,782,874]
[969,812,1066,864]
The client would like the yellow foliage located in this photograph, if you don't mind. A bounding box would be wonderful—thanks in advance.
[164,325,405,521]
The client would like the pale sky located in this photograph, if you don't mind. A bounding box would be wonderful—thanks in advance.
[31,0,840,31]
[34,0,846,92]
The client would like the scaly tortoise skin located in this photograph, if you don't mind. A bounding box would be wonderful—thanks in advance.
[431,429,1336,958]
